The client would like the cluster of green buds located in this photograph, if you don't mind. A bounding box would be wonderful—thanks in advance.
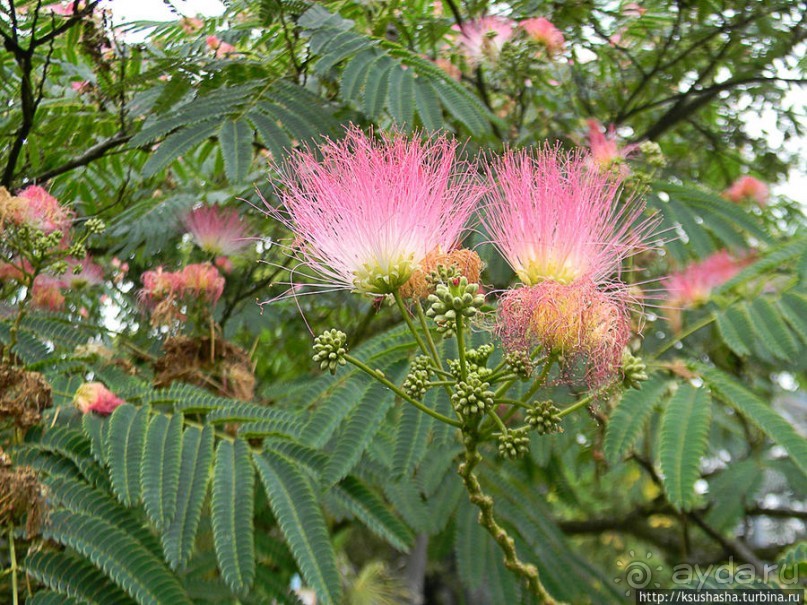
[526,401,563,435]
[426,275,485,336]
[451,372,495,417]
[27,228,64,257]
[402,355,432,399]
[638,140,666,168]
[505,351,532,379]
[497,427,530,460]
[622,350,648,390]
[84,217,106,234]
[448,344,495,381]
[312,329,348,374]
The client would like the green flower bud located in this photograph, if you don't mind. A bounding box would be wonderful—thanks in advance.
[85,217,106,234]
[312,329,348,374]
[526,401,562,435]
[451,372,494,417]
[505,351,532,380]
[497,428,530,459]
[622,350,648,390]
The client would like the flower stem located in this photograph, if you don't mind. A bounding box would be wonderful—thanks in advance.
[455,314,468,380]
[415,300,442,369]
[393,291,431,359]
[345,354,460,427]
[9,524,18,605]
[458,432,559,604]
[486,408,508,434]
[521,355,555,403]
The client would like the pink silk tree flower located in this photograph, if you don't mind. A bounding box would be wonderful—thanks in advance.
[452,16,515,64]
[31,275,66,311]
[141,266,184,304]
[183,206,249,256]
[16,185,73,234]
[205,35,235,58]
[665,250,752,308]
[264,127,485,296]
[520,17,565,54]
[73,382,124,415]
[723,176,769,206]
[586,119,638,174]
[482,145,655,287]
[180,262,225,304]
[498,279,632,385]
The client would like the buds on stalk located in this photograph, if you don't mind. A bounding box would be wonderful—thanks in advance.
[313,329,348,374]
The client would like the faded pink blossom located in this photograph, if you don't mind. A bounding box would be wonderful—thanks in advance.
[264,126,485,295]
[180,263,225,304]
[31,275,66,311]
[70,80,90,93]
[16,185,73,234]
[44,1,82,16]
[452,16,515,64]
[214,256,234,273]
[723,175,769,206]
[141,266,183,304]
[586,119,638,173]
[0,258,33,282]
[434,57,462,81]
[206,35,235,58]
[180,16,204,34]
[665,250,753,308]
[482,145,656,287]
[73,382,124,415]
[182,206,249,256]
[520,17,565,54]
[64,256,104,288]
[498,279,631,385]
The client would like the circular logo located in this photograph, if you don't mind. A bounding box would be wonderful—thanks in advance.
[614,549,664,597]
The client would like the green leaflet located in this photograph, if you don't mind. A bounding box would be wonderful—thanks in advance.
[211,439,256,594]
[44,509,191,605]
[24,550,133,605]
[658,383,712,511]
[604,377,670,465]
[162,424,215,571]
[254,450,342,605]
[218,119,254,183]
[699,366,807,477]
[141,413,182,530]
[108,404,150,507]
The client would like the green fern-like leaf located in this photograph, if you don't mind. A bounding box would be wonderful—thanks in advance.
[44,509,191,605]
[142,120,220,177]
[162,424,214,571]
[248,110,292,160]
[27,592,84,605]
[141,413,182,530]
[37,426,108,487]
[386,65,415,127]
[778,292,807,343]
[330,475,413,551]
[254,450,342,605]
[81,413,109,465]
[658,383,712,510]
[211,439,256,595]
[715,306,754,357]
[604,377,669,465]
[454,499,488,591]
[108,404,149,507]
[219,119,254,183]
[392,392,435,477]
[747,297,800,361]
[24,549,133,605]
[704,458,763,532]
[699,366,807,476]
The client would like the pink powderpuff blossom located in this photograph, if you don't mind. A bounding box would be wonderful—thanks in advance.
[31,275,66,311]
[206,35,235,58]
[0,258,33,282]
[64,256,104,288]
[586,119,638,174]
[70,80,91,94]
[16,185,73,234]
[665,250,753,308]
[264,127,485,296]
[141,266,184,304]
[482,145,656,287]
[723,176,769,206]
[452,16,515,65]
[180,263,225,304]
[520,17,565,54]
[73,382,124,416]
[182,206,249,256]
[44,1,83,16]
[180,16,204,34]
[498,279,631,385]
[214,256,234,273]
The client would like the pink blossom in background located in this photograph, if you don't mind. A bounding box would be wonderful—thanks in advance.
[180,16,204,34]
[180,263,225,304]
[520,17,565,54]
[452,16,515,64]
[70,80,91,94]
[206,35,235,58]
[31,275,66,311]
[141,266,183,304]
[434,57,462,81]
[665,250,753,308]
[44,1,82,16]
[64,256,104,288]
[73,382,124,416]
[586,119,637,173]
[214,256,234,273]
[723,175,769,206]
[182,206,249,256]
[482,145,656,287]
[0,258,33,282]
[498,279,631,385]
[264,126,485,295]
[16,185,73,234]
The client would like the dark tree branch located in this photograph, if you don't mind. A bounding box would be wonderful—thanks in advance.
[29,133,132,183]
